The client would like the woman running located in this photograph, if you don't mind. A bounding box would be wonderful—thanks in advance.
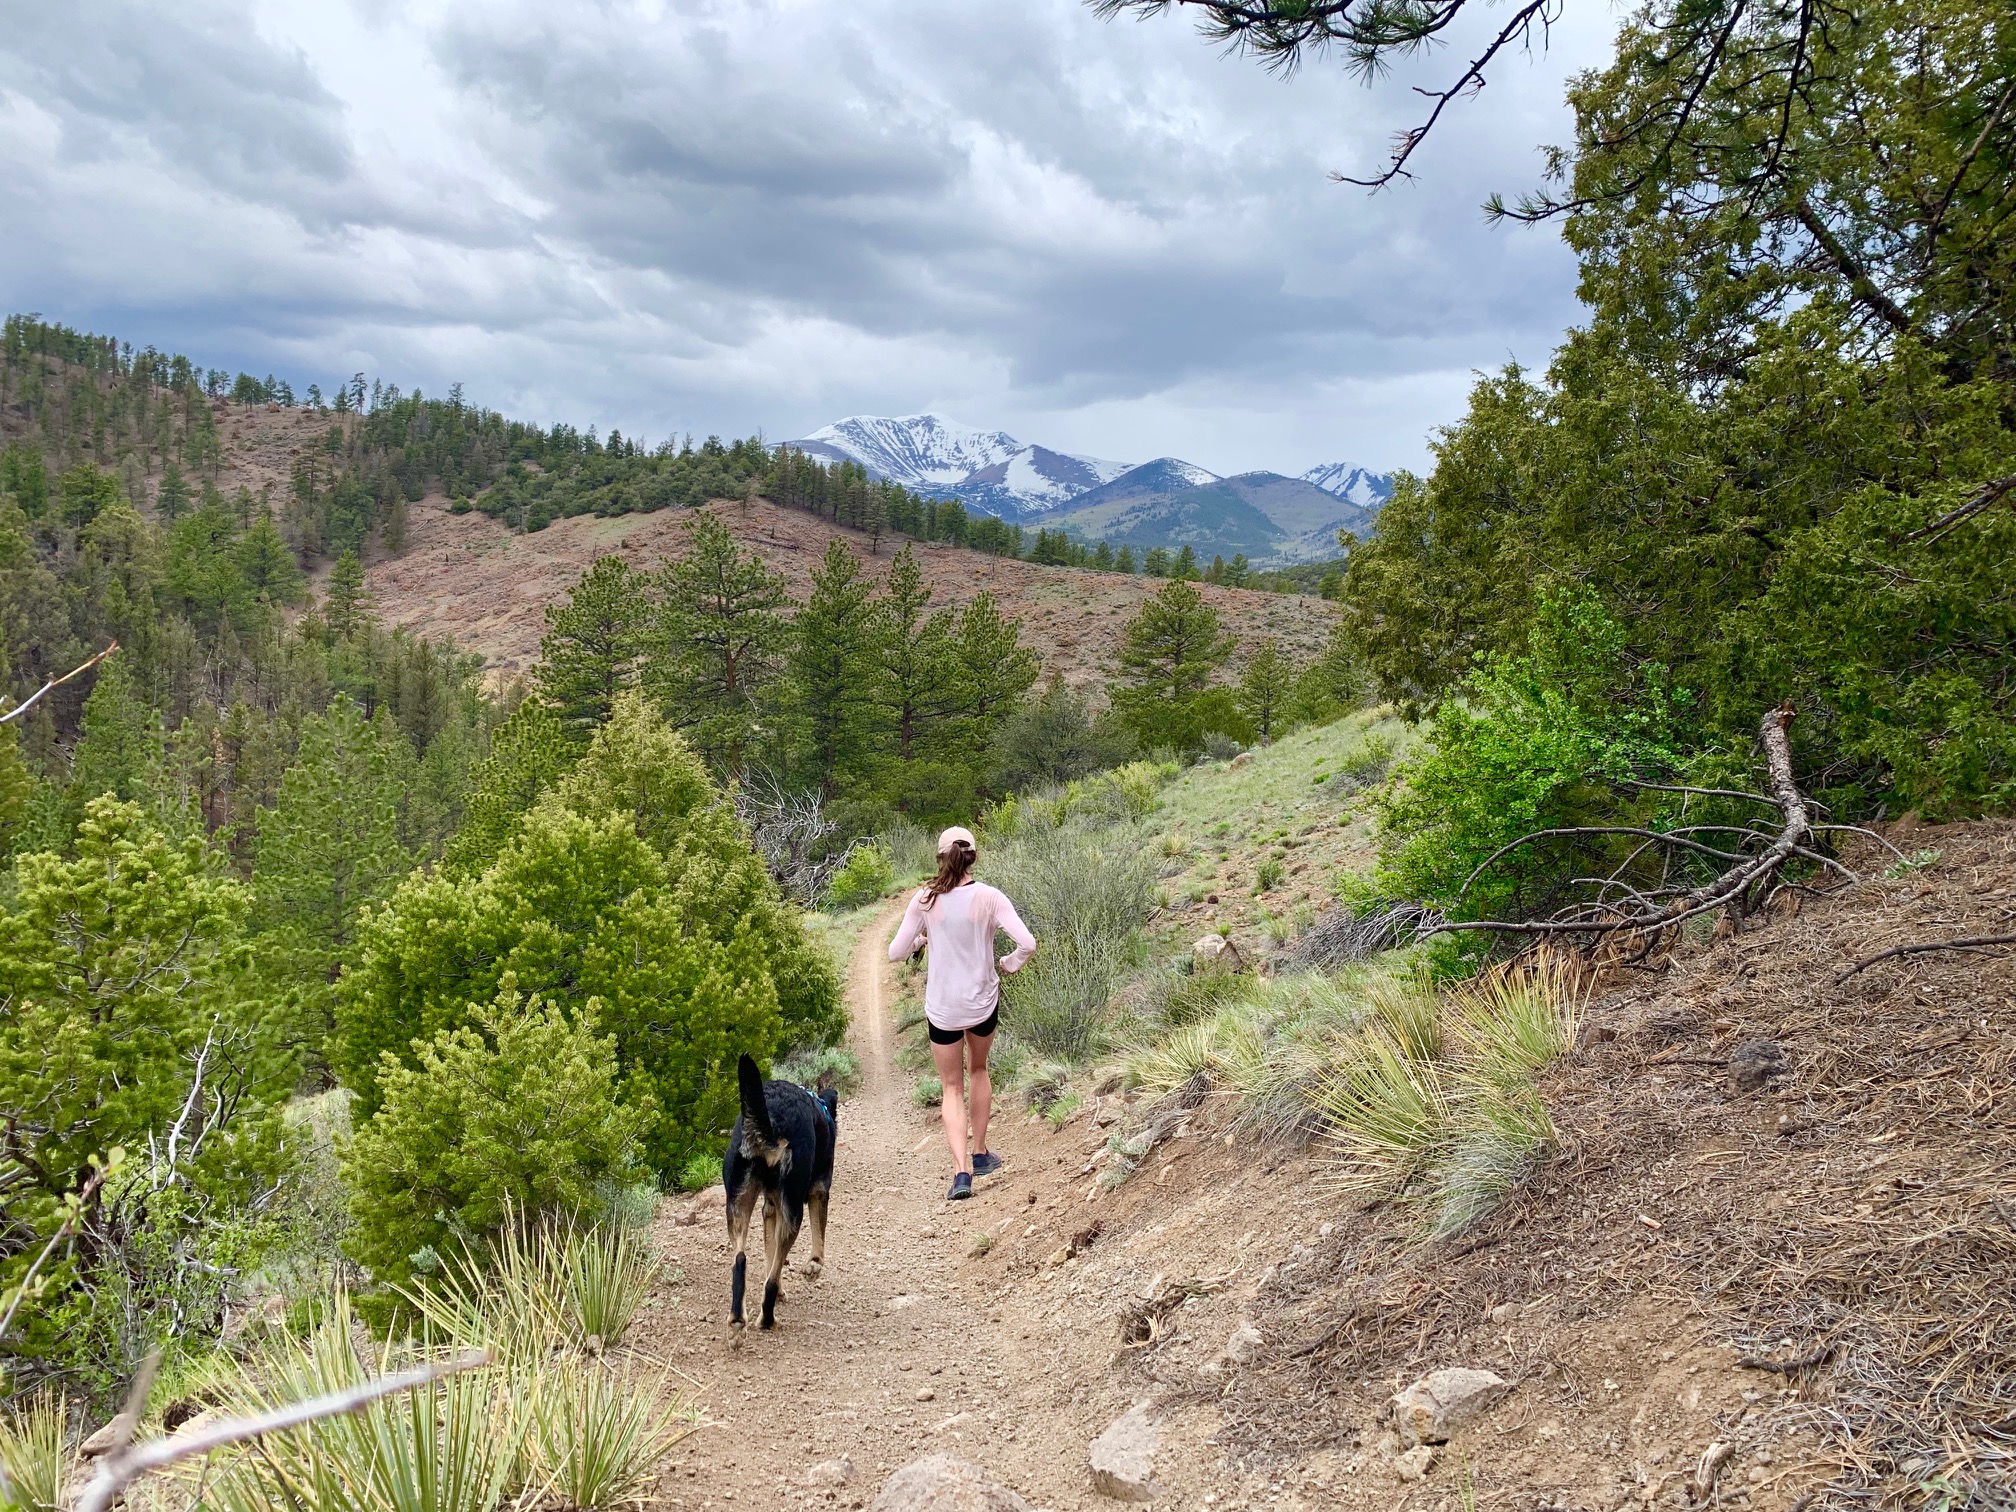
[888,826,1036,1200]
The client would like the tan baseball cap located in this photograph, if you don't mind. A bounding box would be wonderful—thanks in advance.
[936,825,976,855]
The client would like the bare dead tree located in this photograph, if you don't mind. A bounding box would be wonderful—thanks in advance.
[733,767,846,904]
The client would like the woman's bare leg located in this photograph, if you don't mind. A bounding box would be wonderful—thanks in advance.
[966,1029,994,1158]
[931,1036,971,1174]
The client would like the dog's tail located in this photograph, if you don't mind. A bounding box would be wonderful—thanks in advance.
[736,1053,780,1163]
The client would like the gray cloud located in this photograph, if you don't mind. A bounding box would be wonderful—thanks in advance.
[0,0,1617,472]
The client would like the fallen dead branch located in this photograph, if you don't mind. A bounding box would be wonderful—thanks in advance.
[71,1347,493,1512]
[0,641,118,726]
[1738,1342,1837,1374]
[1433,706,1819,947]
[1835,933,2016,983]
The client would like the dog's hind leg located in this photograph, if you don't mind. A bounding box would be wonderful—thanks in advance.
[804,1184,830,1279]
[726,1179,759,1338]
[760,1199,802,1330]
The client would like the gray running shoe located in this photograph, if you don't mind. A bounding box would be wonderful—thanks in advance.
[947,1172,974,1201]
[971,1151,1005,1177]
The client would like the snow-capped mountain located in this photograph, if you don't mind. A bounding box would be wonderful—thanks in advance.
[786,414,1132,522]
[1301,463,1396,509]
[782,413,1390,558]
[790,414,1023,489]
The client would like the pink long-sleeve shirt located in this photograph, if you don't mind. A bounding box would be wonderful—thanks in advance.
[888,881,1037,1032]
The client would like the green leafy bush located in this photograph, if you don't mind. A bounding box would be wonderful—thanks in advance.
[827,841,895,907]
[1373,586,1689,921]
[340,988,648,1281]
[335,696,842,1180]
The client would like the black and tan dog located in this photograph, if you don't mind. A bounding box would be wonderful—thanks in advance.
[723,1053,837,1334]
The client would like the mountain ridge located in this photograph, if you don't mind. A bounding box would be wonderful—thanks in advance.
[784,412,1393,563]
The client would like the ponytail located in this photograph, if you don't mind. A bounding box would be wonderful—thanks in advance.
[921,838,976,910]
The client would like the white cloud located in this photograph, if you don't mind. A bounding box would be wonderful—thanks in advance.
[0,0,1619,473]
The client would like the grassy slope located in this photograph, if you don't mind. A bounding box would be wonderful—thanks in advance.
[1133,707,1409,959]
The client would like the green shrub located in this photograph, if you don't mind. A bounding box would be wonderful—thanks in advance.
[340,988,648,1281]
[826,841,895,908]
[1254,856,1286,893]
[336,695,842,1181]
[1373,586,1690,923]
[677,1152,721,1194]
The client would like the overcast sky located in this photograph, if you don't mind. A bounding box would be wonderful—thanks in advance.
[0,0,1618,475]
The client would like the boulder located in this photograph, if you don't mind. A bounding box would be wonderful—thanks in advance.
[1088,1402,1160,1501]
[79,1412,137,1458]
[1395,1445,1436,1482]
[1224,1322,1264,1366]
[807,1456,856,1487]
[1191,935,1243,974]
[1390,1368,1510,1446]
[871,1454,1033,1511]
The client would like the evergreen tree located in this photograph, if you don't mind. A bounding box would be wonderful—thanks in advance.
[1093,541,1115,571]
[233,511,305,603]
[443,699,576,875]
[156,461,190,521]
[650,512,789,775]
[1172,544,1201,581]
[1237,639,1297,743]
[786,541,881,796]
[1113,580,1240,754]
[1142,547,1171,578]
[70,656,162,806]
[870,545,953,766]
[990,675,1133,791]
[253,696,409,1043]
[325,550,370,639]
[945,592,1040,776]
[1115,544,1137,574]
[536,555,649,735]
[1289,619,1368,726]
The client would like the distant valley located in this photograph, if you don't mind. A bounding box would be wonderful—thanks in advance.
[785,413,1393,564]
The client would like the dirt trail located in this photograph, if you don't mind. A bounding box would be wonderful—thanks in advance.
[644,900,1108,1511]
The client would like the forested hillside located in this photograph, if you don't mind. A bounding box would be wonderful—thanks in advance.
[0,304,1364,1413]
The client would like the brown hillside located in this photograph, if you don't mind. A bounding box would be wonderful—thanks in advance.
[362,491,1338,685]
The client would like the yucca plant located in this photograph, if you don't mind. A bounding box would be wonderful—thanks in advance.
[1317,1030,1452,1194]
[205,1292,517,1512]
[1433,1082,1558,1236]
[1123,1018,1227,1096]
[0,1391,67,1512]
[525,1360,696,1509]
[557,1223,658,1348]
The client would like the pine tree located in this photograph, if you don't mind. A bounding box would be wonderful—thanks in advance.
[786,540,880,796]
[1288,619,1368,725]
[870,545,953,765]
[1172,544,1201,581]
[536,555,650,735]
[156,460,190,521]
[443,699,576,875]
[945,591,1040,774]
[325,550,370,638]
[1115,544,1137,574]
[234,511,305,603]
[1113,580,1239,753]
[70,656,163,806]
[253,696,409,1039]
[1142,546,1171,578]
[650,512,790,775]
[1237,638,1297,743]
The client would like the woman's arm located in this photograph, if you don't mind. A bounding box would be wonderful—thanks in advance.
[995,892,1036,974]
[888,893,929,962]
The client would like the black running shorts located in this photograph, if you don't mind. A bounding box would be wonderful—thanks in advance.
[927,1006,999,1045]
